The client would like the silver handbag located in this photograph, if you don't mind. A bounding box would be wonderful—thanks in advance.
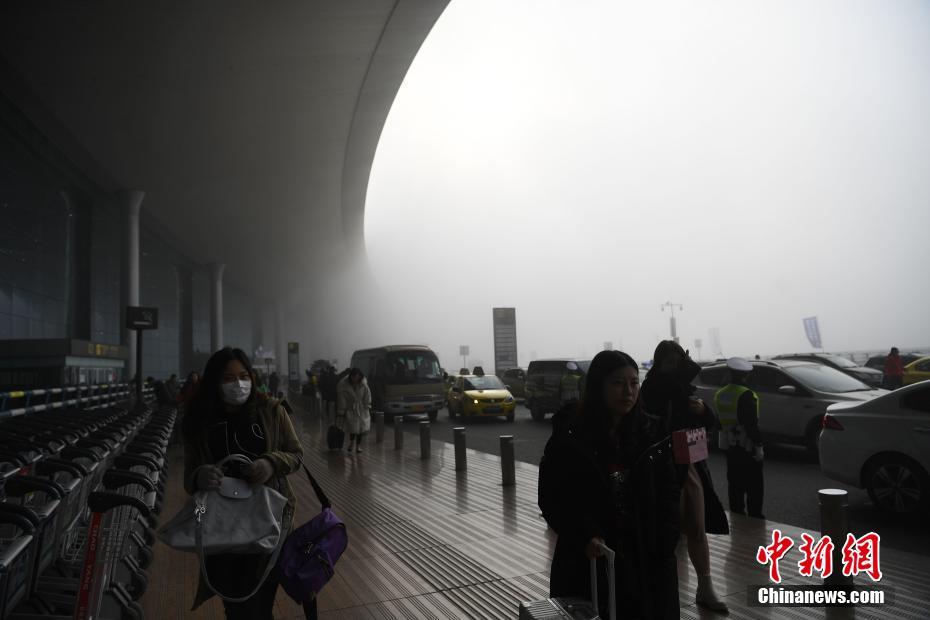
[157,454,291,601]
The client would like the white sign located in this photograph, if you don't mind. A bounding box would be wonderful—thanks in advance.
[459,345,469,356]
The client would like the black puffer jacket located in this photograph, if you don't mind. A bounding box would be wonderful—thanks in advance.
[539,406,680,619]
[640,374,729,535]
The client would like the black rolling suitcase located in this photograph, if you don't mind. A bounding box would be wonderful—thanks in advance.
[519,543,615,620]
[327,415,346,450]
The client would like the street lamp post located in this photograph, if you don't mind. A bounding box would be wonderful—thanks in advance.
[660,301,684,343]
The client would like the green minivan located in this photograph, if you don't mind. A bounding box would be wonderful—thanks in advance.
[524,359,591,421]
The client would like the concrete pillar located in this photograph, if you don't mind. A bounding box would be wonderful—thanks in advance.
[176,266,194,376]
[209,263,226,351]
[274,303,284,374]
[252,305,264,358]
[120,190,144,381]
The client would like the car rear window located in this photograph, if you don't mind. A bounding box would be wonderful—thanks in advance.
[528,361,569,375]
[785,364,870,393]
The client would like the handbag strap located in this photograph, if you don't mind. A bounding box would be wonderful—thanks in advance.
[194,500,292,603]
[300,464,331,510]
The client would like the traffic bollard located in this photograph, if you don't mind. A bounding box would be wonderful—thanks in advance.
[374,411,384,443]
[819,488,853,586]
[394,417,404,450]
[454,427,467,471]
[500,435,515,486]
[420,421,431,459]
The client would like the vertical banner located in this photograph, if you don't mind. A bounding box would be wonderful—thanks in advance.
[287,342,300,387]
[492,307,518,376]
[803,317,822,349]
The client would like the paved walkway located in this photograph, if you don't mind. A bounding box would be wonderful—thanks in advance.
[142,400,930,619]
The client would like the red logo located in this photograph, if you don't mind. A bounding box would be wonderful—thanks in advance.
[756,529,795,584]
[841,532,882,582]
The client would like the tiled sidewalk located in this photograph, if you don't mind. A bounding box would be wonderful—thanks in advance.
[143,403,930,619]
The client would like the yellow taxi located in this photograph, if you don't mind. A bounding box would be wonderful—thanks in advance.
[447,374,516,422]
[903,356,930,385]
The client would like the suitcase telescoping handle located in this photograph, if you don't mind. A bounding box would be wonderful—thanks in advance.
[589,541,616,620]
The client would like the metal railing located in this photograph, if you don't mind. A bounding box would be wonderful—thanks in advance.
[0,384,152,419]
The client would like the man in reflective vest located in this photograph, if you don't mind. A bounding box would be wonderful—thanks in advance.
[714,357,765,518]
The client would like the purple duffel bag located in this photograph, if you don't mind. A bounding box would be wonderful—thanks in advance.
[278,464,348,604]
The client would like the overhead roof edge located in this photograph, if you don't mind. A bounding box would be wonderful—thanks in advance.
[340,0,452,257]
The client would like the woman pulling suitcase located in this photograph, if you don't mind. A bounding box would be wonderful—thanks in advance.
[539,350,680,619]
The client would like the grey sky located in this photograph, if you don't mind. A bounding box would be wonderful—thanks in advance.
[362,0,930,368]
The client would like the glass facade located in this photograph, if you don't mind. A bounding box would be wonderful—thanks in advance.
[0,96,257,382]
[0,118,70,340]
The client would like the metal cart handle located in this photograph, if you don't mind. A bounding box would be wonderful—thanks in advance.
[102,469,157,493]
[37,458,88,478]
[4,475,65,499]
[87,491,151,516]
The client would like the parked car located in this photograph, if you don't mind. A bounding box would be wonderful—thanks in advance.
[772,353,883,388]
[820,381,930,513]
[903,356,930,386]
[447,374,516,422]
[864,352,927,372]
[524,359,591,421]
[499,368,526,399]
[694,360,886,453]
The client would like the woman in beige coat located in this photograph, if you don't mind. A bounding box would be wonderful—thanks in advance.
[337,368,371,453]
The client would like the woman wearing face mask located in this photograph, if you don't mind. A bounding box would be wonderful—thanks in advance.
[337,368,371,453]
[640,340,729,613]
[182,347,309,619]
[539,350,680,619]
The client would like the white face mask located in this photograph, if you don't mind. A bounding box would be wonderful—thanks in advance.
[221,379,252,405]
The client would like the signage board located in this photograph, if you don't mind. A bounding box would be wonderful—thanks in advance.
[492,307,518,375]
[126,306,158,330]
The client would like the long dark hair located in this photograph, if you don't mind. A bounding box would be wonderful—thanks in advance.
[182,347,257,443]
[644,340,688,382]
[579,350,641,436]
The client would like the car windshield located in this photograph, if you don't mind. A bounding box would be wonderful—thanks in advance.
[464,376,505,391]
[818,354,857,369]
[384,351,443,384]
[785,364,871,393]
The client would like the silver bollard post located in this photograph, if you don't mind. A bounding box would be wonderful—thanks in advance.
[374,411,385,443]
[394,416,404,450]
[819,488,852,586]
[500,435,515,486]
[454,427,467,471]
[420,421,431,459]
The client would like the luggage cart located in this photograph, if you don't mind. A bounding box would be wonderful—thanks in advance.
[68,491,150,620]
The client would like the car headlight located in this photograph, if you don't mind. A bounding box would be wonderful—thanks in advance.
[473,399,479,404]
[505,396,514,402]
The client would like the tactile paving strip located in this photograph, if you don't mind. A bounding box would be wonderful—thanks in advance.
[398,544,503,590]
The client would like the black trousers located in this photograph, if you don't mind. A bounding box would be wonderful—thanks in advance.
[206,555,318,620]
[726,449,764,517]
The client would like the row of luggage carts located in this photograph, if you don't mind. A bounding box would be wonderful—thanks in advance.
[0,383,176,619]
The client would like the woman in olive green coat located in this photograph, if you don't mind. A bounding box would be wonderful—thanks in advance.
[182,347,305,619]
